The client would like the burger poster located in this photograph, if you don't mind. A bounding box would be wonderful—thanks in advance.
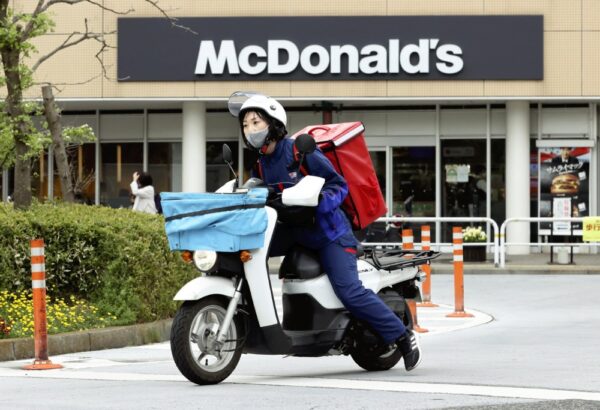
[539,147,590,235]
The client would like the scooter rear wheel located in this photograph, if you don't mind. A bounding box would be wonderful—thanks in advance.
[171,297,242,385]
[350,289,412,371]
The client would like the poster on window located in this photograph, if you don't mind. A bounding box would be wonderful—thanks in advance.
[539,147,590,235]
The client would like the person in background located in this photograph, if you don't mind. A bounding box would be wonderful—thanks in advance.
[130,171,157,214]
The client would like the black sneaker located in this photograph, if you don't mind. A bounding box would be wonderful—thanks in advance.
[397,330,421,371]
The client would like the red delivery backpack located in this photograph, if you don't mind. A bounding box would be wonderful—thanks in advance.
[291,122,387,230]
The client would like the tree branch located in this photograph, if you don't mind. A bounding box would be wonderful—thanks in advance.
[142,0,197,35]
[35,73,101,92]
[40,0,133,15]
[31,18,103,72]
[17,0,46,38]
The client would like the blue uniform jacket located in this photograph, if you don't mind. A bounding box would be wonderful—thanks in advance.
[253,137,352,249]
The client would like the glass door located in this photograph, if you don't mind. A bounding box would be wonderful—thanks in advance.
[390,146,436,243]
[356,149,387,242]
[441,139,487,242]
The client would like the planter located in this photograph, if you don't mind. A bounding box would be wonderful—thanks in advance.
[463,244,486,262]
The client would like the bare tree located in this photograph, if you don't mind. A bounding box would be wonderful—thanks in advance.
[41,84,73,202]
[0,0,193,208]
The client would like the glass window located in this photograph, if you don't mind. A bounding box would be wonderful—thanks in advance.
[356,151,388,243]
[369,151,386,200]
[490,139,506,228]
[148,142,182,194]
[74,144,96,204]
[387,147,436,244]
[206,141,238,192]
[31,152,49,200]
[51,144,96,204]
[392,147,436,217]
[100,143,143,208]
[441,139,487,242]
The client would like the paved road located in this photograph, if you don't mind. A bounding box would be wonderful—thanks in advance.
[2,275,600,409]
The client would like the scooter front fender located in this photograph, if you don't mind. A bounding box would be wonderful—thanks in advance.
[173,276,236,301]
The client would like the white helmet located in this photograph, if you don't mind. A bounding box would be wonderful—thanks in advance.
[228,92,287,126]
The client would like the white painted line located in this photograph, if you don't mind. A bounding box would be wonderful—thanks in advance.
[1,367,599,402]
[227,375,600,402]
[418,304,492,336]
[0,368,185,382]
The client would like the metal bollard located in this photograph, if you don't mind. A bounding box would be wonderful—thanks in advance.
[22,239,62,370]
[447,227,474,318]
[418,225,438,308]
[402,229,428,333]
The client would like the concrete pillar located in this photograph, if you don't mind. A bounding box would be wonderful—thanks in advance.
[506,101,530,255]
[182,101,206,192]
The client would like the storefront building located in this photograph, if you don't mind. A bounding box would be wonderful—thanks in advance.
[2,1,599,253]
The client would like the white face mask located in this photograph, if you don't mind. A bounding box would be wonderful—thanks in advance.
[246,127,269,149]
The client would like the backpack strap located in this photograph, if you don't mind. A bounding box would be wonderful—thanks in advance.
[254,159,263,179]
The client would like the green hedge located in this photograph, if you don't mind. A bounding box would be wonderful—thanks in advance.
[0,202,197,324]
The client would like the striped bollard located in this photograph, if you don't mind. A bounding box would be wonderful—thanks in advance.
[23,239,62,370]
[402,229,428,333]
[418,225,438,308]
[446,227,474,318]
[401,229,414,250]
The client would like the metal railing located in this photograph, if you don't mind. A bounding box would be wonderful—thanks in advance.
[500,217,598,268]
[361,217,500,267]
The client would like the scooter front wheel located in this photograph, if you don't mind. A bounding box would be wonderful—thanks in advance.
[170,297,242,385]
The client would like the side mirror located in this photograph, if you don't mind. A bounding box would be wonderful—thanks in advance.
[294,134,316,155]
[222,144,233,165]
[222,144,238,189]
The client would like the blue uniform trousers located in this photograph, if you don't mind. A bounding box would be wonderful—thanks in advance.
[319,231,406,344]
[271,225,406,344]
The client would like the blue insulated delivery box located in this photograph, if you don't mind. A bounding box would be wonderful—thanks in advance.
[161,188,268,252]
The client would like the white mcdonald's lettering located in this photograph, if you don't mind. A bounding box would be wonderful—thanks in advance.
[195,39,464,76]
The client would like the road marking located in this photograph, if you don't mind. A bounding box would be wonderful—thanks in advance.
[228,375,600,402]
[0,367,598,402]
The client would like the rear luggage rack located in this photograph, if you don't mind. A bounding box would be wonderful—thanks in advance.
[367,249,440,271]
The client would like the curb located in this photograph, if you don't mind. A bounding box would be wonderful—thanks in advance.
[0,319,172,362]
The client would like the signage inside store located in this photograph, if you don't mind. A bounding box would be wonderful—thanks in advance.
[118,16,543,82]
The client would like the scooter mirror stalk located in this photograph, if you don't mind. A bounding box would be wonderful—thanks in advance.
[222,143,238,190]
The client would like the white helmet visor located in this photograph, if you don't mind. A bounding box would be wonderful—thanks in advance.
[228,91,261,117]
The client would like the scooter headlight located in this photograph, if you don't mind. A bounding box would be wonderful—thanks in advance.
[193,250,218,272]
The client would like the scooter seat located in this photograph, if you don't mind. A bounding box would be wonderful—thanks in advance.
[279,246,324,280]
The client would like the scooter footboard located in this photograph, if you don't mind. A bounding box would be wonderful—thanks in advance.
[173,276,236,301]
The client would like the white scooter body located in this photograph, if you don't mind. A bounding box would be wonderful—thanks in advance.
[174,177,424,335]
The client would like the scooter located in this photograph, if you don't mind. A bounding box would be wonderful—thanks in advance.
[167,135,439,385]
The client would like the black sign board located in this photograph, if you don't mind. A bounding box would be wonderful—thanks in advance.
[117,16,543,82]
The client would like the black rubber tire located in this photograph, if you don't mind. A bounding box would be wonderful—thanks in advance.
[170,297,242,385]
[350,289,412,371]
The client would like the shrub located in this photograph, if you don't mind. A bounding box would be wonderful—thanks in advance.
[0,202,197,324]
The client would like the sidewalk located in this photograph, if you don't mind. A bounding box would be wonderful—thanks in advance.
[431,252,600,274]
